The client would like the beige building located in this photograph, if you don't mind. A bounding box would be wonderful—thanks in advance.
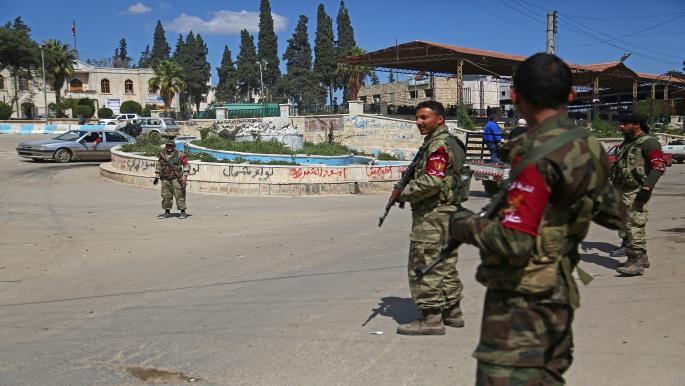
[0,60,212,118]
[359,75,505,115]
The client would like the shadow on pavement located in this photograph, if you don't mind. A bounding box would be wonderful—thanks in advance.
[361,296,420,326]
[580,253,620,269]
[581,241,619,254]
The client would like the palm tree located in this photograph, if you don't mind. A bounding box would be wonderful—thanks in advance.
[43,39,77,117]
[148,60,186,111]
[336,47,373,101]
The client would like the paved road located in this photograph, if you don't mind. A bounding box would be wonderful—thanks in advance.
[0,134,684,385]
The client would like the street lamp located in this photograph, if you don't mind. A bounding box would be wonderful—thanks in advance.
[256,59,268,102]
[40,45,48,122]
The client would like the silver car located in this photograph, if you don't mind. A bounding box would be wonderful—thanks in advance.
[16,129,135,163]
[138,117,180,136]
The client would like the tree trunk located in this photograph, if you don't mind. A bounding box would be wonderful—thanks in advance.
[329,80,334,108]
[55,81,62,118]
[13,75,20,118]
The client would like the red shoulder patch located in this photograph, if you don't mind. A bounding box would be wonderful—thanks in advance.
[647,149,665,174]
[425,146,449,178]
[501,156,551,236]
[180,155,189,166]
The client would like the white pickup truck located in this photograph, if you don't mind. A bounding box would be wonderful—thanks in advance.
[663,139,685,163]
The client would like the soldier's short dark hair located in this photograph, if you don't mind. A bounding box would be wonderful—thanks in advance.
[416,101,446,117]
[513,53,573,108]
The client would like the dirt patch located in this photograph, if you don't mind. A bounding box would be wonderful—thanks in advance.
[124,366,200,383]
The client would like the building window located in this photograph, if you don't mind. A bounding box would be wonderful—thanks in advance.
[69,79,83,92]
[0,75,4,90]
[18,77,30,91]
[148,85,156,94]
[373,94,381,103]
[501,91,506,96]
[409,90,418,99]
[124,79,134,94]
[424,89,434,98]
[101,79,110,93]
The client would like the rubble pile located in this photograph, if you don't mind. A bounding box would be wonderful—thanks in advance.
[235,120,299,137]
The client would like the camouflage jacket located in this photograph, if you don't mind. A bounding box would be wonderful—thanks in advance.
[453,113,610,307]
[611,132,665,191]
[400,125,466,243]
[155,150,190,179]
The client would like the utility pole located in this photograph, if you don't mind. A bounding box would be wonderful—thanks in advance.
[40,45,48,122]
[546,11,557,54]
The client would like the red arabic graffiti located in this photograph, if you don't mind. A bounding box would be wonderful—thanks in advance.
[365,165,408,180]
[288,167,348,180]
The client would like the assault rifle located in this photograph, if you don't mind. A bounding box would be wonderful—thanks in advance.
[378,147,424,227]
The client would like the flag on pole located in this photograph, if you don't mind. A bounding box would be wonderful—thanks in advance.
[71,20,76,35]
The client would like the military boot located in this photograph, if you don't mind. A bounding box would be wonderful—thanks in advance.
[442,302,465,328]
[396,309,445,335]
[178,210,188,219]
[610,240,628,258]
[159,210,171,219]
[616,249,645,276]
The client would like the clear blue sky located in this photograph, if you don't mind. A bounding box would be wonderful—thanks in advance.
[6,0,685,84]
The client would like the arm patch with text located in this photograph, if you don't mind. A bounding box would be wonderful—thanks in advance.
[425,147,449,178]
[501,157,551,237]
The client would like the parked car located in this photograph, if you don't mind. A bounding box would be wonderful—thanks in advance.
[138,117,180,137]
[607,144,673,167]
[663,139,685,163]
[98,113,141,129]
[16,129,135,163]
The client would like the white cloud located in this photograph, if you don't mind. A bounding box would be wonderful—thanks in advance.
[128,2,151,14]
[167,10,288,35]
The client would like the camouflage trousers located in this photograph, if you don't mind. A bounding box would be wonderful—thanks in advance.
[618,190,649,251]
[407,241,463,310]
[474,290,574,385]
[161,178,186,211]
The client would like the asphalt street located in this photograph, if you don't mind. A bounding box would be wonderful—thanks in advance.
[0,134,684,386]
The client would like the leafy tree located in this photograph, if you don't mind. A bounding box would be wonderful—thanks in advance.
[275,15,325,111]
[216,45,238,103]
[456,103,474,130]
[120,100,143,115]
[150,20,170,67]
[97,107,113,118]
[257,0,280,98]
[0,101,12,119]
[138,44,151,68]
[370,71,379,85]
[314,4,337,106]
[149,60,186,111]
[172,33,191,112]
[85,57,112,67]
[336,46,372,100]
[0,17,40,117]
[236,29,260,101]
[336,1,356,101]
[44,39,77,117]
[388,70,395,83]
[114,38,131,68]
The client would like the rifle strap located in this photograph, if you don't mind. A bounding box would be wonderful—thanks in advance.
[485,128,588,219]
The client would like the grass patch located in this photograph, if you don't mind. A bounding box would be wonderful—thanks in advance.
[376,152,402,161]
[192,136,292,154]
[119,134,165,156]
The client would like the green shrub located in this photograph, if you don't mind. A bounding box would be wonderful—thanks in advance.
[193,136,293,154]
[302,141,359,156]
[97,107,113,118]
[78,98,96,113]
[376,152,401,161]
[73,105,94,118]
[120,100,143,115]
[141,104,156,117]
[0,102,12,119]
[590,117,619,138]
[199,125,214,140]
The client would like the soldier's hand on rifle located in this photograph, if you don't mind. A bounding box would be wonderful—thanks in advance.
[153,177,159,185]
[390,187,403,203]
[449,206,476,242]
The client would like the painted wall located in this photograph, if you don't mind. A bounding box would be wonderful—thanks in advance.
[0,122,105,134]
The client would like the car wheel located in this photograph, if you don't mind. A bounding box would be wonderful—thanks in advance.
[54,148,72,163]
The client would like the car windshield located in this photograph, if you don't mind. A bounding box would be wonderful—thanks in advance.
[55,130,88,141]
[163,118,176,126]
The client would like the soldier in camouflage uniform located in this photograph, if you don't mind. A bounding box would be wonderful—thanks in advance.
[449,53,615,384]
[153,140,190,219]
[395,100,468,336]
[609,113,665,276]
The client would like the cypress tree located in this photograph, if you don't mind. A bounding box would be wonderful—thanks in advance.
[277,15,325,110]
[216,45,238,103]
[236,29,260,102]
[336,0,356,101]
[370,71,379,85]
[150,20,170,67]
[172,33,191,113]
[187,33,211,112]
[117,38,130,68]
[388,70,395,83]
[257,0,280,97]
[113,48,120,68]
[138,44,151,68]
[314,4,337,106]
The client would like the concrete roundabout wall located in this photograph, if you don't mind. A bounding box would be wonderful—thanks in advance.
[100,147,410,195]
